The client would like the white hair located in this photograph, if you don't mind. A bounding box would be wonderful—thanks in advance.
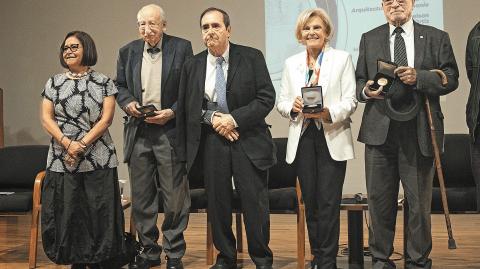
[137,4,166,23]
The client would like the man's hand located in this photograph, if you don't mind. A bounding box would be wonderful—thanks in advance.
[212,112,236,135]
[292,96,303,113]
[223,129,240,142]
[395,66,417,85]
[212,112,239,141]
[125,101,142,117]
[303,107,332,122]
[144,109,175,125]
[364,80,385,99]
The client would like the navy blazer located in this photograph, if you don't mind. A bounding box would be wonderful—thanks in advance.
[176,43,277,173]
[116,34,193,162]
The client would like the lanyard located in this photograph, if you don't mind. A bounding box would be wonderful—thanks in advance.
[305,51,324,86]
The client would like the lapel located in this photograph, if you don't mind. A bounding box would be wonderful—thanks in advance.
[413,21,426,69]
[380,23,391,62]
[319,47,333,98]
[294,51,307,96]
[197,50,208,98]
[161,34,175,90]
[131,40,144,102]
[226,43,241,91]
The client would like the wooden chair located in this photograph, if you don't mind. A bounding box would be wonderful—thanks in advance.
[0,145,49,269]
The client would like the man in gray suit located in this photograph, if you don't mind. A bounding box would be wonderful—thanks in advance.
[116,4,192,269]
[355,0,458,268]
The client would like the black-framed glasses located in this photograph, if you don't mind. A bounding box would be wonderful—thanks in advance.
[62,43,81,53]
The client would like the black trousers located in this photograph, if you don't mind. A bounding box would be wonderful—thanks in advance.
[470,134,480,211]
[296,123,346,269]
[365,119,434,269]
[200,127,273,266]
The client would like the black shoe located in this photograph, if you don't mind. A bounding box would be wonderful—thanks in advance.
[209,263,237,269]
[166,257,184,269]
[256,266,273,269]
[128,255,161,269]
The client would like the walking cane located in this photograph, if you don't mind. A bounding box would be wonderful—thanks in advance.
[425,69,456,249]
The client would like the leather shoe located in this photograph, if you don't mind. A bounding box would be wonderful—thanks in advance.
[128,255,161,269]
[256,266,273,269]
[209,263,237,269]
[166,258,184,269]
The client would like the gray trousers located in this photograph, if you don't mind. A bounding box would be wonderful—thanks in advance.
[365,120,434,269]
[129,124,190,261]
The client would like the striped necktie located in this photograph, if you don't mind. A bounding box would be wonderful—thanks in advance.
[394,27,408,66]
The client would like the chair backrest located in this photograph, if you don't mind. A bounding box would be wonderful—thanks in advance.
[187,157,205,189]
[268,138,297,189]
[434,134,474,188]
[185,138,297,190]
[0,145,49,189]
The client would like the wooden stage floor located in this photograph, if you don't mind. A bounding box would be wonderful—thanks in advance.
[1,210,479,268]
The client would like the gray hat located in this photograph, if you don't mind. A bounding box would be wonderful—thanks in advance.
[384,78,420,121]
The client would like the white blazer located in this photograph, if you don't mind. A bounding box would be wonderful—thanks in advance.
[277,47,357,163]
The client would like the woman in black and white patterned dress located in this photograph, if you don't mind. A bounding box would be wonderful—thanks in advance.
[40,31,124,269]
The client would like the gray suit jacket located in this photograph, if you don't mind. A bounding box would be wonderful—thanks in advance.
[356,21,459,157]
[116,34,193,162]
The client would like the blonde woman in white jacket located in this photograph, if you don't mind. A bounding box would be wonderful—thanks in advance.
[276,8,357,269]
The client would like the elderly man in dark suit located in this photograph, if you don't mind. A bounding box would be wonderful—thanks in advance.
[176,7,276,269]
[116,4,192,269]
[355,0,458,268]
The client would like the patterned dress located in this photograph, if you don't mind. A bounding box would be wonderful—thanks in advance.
[40,71,124,264]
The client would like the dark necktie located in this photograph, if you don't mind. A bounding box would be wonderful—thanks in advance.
[394,27,408,67]
[215,57,228,113]
[147,47,161,58]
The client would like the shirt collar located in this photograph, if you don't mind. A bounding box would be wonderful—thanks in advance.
[389,17,414,37]
[207,43,230,65]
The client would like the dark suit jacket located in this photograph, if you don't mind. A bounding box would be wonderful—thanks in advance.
[466,21,480,143]
[116,34,193,162]
[176,43,276,173]
[356,21,459,157]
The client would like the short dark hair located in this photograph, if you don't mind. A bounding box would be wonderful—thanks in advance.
[59,31,97,68]
[199,7,230,28]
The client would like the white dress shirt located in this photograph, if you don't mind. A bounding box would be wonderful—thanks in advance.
[362,17,415,99]
[389,17,415,67]
[204,45,229,102]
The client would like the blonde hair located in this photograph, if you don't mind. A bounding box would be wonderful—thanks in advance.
[295,8,334,44]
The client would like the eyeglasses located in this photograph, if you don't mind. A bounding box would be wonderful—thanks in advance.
[62,44,81,53]
[138,21,161,30]
[382,0,407,6]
